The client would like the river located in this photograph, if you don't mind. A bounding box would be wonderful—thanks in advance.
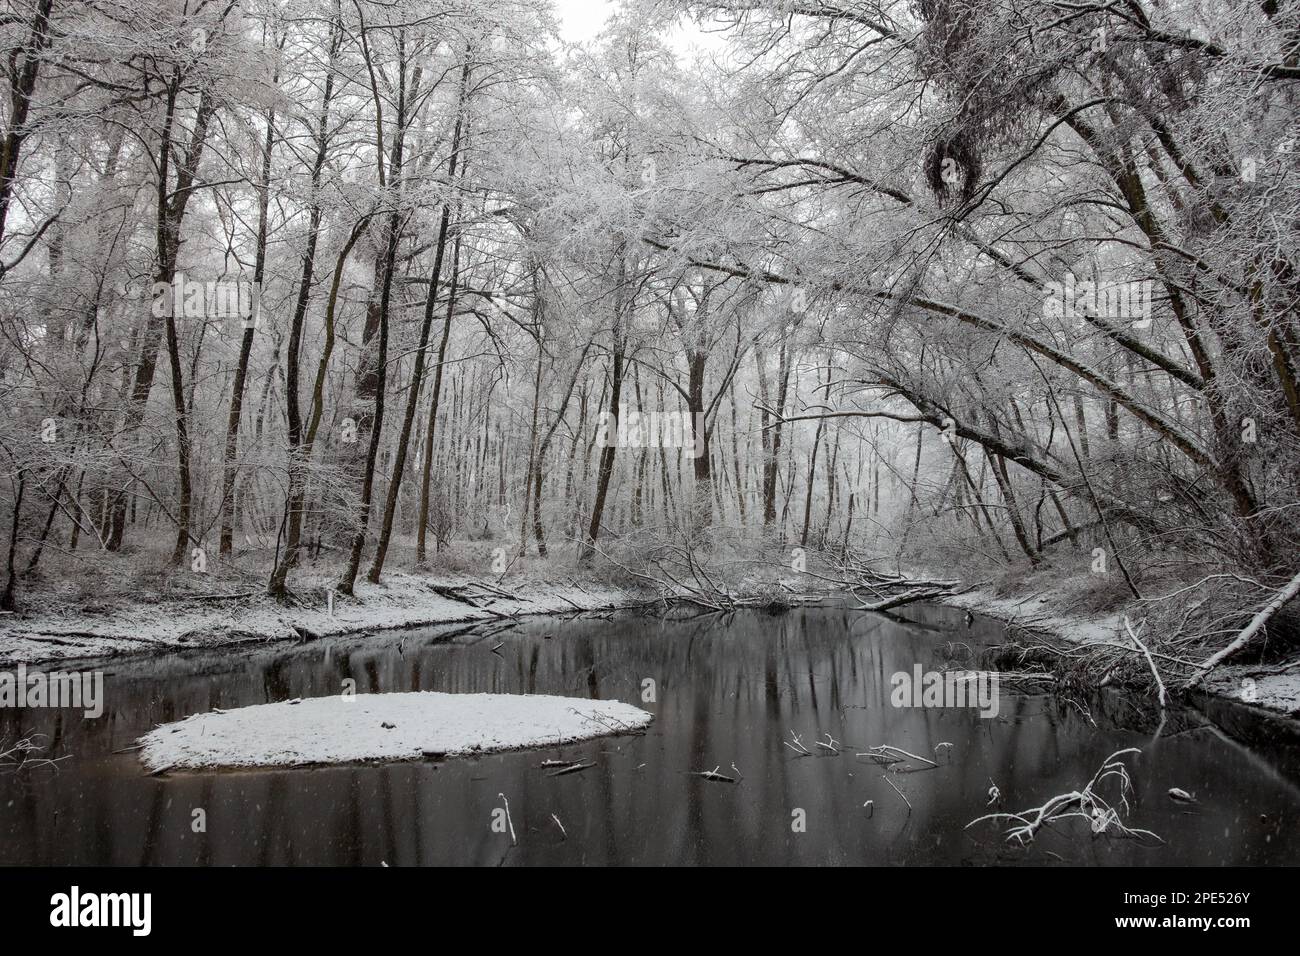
[1,602,1295,865]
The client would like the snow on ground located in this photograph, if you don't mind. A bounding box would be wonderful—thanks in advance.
[138,692,654,771]
[906,561,1128,647]
[0,572,641,667]
[941,574,1300,722]
[941,585,1125,646]
[1201,666,1300,716]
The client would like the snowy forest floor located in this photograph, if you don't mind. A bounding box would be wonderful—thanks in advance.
[1,540,1296,732]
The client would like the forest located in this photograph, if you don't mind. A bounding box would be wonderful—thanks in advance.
[1,0,1298,690]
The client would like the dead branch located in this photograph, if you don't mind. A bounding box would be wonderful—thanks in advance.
[689,765,738,783]
[546,762,594,777]
[1185,569,1300,689]
[965,748,1163,846]
[1124,616,1167,708]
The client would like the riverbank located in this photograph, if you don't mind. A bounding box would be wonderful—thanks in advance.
[0,568,645,667]
[938,576,1300,739]
[3,551,1296,740]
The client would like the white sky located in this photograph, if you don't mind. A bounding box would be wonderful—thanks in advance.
[552,0,729,55]
[554,0,616,43]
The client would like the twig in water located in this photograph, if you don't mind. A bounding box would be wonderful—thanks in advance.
[1,734,64,772]
[784,730,813,756]
[546,762,594,777]
[689,765,738,783]
[498,793,517,845]
[856,744,938,768]
[815,733,841,754]
[882,773,912,814]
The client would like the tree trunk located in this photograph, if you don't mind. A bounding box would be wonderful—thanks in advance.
[369,61,470,582]
[581,250,627,561]
[337,42,413,595]
[220,35,287,557]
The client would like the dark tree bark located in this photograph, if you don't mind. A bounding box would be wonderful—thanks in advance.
[0,0,54,247]
[369,60,470,582]
[107,82,217,553]
[220,30,288,557]
[580,247,628,561]
[337,37,414,595]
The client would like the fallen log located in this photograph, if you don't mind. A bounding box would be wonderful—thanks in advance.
[856,587,953,613]
[1185,569,1300,689]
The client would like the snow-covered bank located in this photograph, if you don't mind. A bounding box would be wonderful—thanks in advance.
[1198,667,1300,717]
[138,692,654,771]
[939,581,1300,726]
[0,572,644,667]
[940,584,1125,647]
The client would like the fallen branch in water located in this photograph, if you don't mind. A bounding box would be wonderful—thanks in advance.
[784,730,813,756]
[882,772,912,813]
[1124,616,1167,708]
[855,587,953,613]
[965,748,1163,846]
[857,744,937,768]
[0,733,63,772]
[498,793,517,845]
[688,765,739,783]
[545,762,594,777]
[815,733,841,754]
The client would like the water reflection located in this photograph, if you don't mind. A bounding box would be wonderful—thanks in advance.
[1,603,1295,865]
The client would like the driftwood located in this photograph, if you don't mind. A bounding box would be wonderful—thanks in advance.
[855,587,952,613]
[882,773,912,813]
[688,765,740,783]
[857,744,938,768]
[966,748,1162,846]
[0,733,63,772]
[783,730,813,756]
[498,793,517,845]
[545,761,594,777]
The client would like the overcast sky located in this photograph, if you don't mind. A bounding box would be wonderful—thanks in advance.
[552,0,729,54]
[554,0,615,42]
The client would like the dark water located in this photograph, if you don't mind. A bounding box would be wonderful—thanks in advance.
[1,603,1296,865]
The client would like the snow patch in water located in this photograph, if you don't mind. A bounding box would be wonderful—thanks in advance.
[138,692,653,771]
